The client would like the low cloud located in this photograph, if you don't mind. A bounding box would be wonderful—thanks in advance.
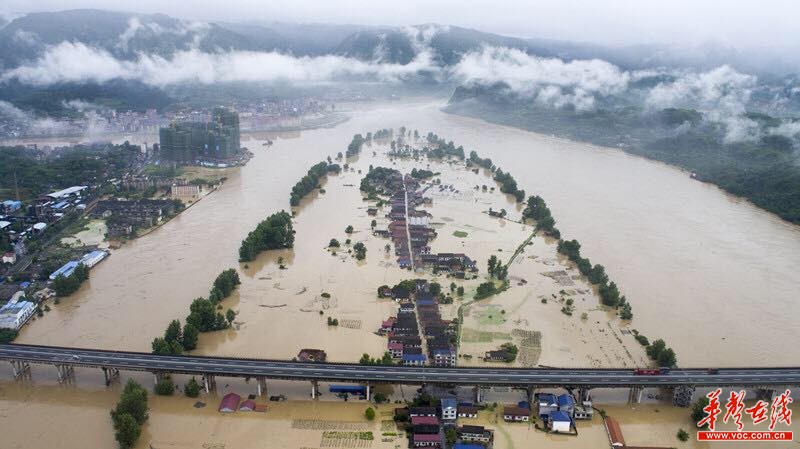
[451,46,631,111]
[2,41,439,86]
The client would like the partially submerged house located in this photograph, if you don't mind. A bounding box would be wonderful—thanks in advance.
[219,393,241,413]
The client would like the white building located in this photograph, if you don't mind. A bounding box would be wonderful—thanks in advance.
[549,411,572,433]
[0,299,36,330]
[79,250,108,268]
[441,398,457,421]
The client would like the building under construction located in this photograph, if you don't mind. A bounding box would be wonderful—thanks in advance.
[159,108,240,164]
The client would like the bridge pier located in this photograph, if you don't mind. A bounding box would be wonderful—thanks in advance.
[55,364,75,383]
[672,386,695,407]
[755,389,775,402]
[10,360,30,378]
[311,381,319,399]
[257,377,267,397]
[474,386,483,403]
[577,387,591,403]
[366,383,370,401]
[628,386,644,404]
[203,375,216,394]
[102,367,120,386]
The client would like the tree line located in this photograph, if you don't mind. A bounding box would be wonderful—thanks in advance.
[238,211,294,262]
[290,161,341,206]
[151,269,240,355]
[346,134,366,157]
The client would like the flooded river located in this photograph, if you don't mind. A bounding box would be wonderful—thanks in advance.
[4,98,800,449]
[17,98,800,366]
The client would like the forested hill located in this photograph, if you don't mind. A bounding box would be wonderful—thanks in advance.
[446,85,800,225]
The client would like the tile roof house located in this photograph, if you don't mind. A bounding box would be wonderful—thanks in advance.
[458,425,492,442]
[503,406,530,422]
[219,393,241,413]
[411,416,440,426]
[412,433,442,448]
[239,399,257,411]
[457,405,479,418]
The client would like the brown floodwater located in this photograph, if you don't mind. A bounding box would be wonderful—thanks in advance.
[4,98,800,448]
[16,98,800,367]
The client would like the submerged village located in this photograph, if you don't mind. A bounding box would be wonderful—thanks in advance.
[0,117,710,449]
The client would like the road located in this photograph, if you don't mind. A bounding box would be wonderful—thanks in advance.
[2,344,800,388]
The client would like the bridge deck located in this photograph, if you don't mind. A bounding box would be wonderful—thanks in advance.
[2,344,799,387]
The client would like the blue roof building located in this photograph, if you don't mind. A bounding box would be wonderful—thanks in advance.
[549,410,572,433]
[558,393,576,417]
[49,260,79,280]
[454,445,484,449]
[402,354,426,366]
[441,397,458,420]
[537,393,558,418]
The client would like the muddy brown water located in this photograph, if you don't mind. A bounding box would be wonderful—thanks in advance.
[14,98,800,367]
[4,99,800,449]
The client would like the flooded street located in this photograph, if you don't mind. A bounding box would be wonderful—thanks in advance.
[3,98,800,449]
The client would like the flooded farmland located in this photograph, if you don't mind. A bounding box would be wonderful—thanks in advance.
[3,98,800,448]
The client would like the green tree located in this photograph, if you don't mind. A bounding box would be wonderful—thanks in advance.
[620,303,633,320]
[692,397,711,428]
[154,378,175,396]
[445,428,457,445]
[657,347,677,367]
[487,255,498,276]
[429,282,442,296]
[371,219,377,229]
[599,281,621,307]
[184,378,201,398]
[353,242,367,260]
[225,309,236,325]
[164,319,182,344]
[113,413,141,449]
[329,238,340,247]
[456,286,464,296]
[111,379,149,426]
[677,429,689,441]
[345,225,354,234]
[365,407,376,421]
[182,323,199,350]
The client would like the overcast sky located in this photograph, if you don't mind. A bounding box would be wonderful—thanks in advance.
[3,0,799,50]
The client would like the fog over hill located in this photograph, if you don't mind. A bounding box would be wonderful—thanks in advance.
[1,9,799,144]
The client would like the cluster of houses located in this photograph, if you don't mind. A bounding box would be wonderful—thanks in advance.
[534,392,592,434]
[418,253,478,277]
[368,171,436,269]
[379,280,457,367]
[397,399,494,449]
[1,186,94,266]
[91,198,178,237]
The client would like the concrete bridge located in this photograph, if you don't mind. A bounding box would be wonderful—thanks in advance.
[2,343,798,404]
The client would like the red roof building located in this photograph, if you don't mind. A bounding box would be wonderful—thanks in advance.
[219,392,241,413]
[411,415,440,426]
